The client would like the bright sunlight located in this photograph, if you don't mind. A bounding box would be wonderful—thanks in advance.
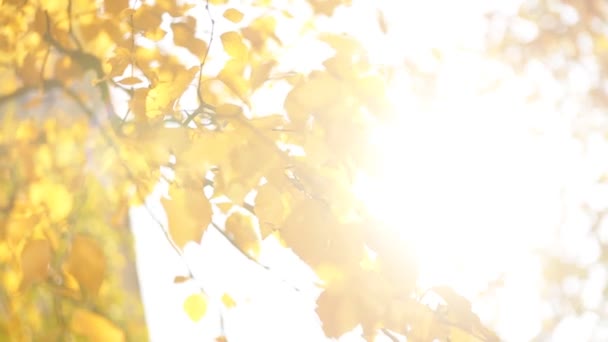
[350,0,568,340]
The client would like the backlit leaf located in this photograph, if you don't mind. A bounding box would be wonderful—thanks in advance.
[255,182,288,238]
[225,211,260,258]
[66,235,106,295]
[29,181,73,222]
[221,293,236,308]
[70,308,125,342]
[20,239,51,285]
[221,31,248,60]
[223,8,244,23]
[183,293,207,322]
[118,76,142,85]
[161,186,212,248]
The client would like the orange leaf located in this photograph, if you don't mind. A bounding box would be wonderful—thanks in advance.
[161,186,211,248]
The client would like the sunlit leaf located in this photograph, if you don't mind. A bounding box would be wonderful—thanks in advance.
[118,76,142,85]
[221,31,248,61]
[70,308,125,342]
[66,235,106,295]
[183,293,207,322]
[223,8,244,23]
[171,18,208,58]
[20,239,51,286]
[29,181,73,222]
[241,16,278,50]
[316,289,359,338]
[221,293,236,308]
[225,211,260,258]
[255,182,288,238]
[161,186,211,248]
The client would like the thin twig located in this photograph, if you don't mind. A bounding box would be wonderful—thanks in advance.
[381,328,401,342]
[209,221,303,293]
[191,0,215,125]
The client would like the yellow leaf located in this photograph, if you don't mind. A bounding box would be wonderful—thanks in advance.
[251,59,277,90]
[255,183,288,238]
[221,31,248,60]
[221,293,236,308]
[241,16,278,50]
[133,4,163,32]
[20,239,51,285]
[216,103,242,116]
[225,211,260,258]
[118,76,142,85]
[183,293,207,322]
[66,235,106,295]
[320,33,363,56]
[161,186,211,248]
[105,0,129,16]
[70,308,125,342]
[309,0,344,16]
[29,181,73,222]
[171,18,208,57]
[146,66,198,118]
[218,59,250,104]
[316,289,359,338]
[223,8,244,23]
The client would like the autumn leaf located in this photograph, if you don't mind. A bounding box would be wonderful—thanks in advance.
[66,235,106,295]
[29,181,73,222]
[255,182,289,238]
[223,8,244,23]
[70,308,125,342]
[316,289,359,338]
[221,31,248,61]
[183,293,208,322]
[161,186,212,248]
[225,210,260,258]
[20,239,51,286]
[221,293,236,308]
[171,18,208,58]
[174,275,190,284]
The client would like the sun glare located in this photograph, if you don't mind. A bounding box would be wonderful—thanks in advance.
[354,51,564,326]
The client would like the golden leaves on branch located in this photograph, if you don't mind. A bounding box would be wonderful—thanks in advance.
[161,186,212,248]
